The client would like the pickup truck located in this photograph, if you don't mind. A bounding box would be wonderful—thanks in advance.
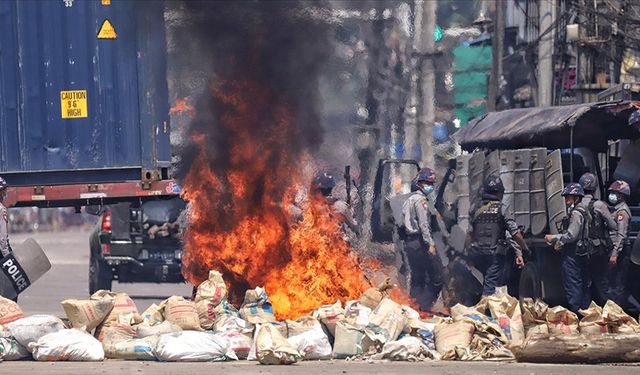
[88,197,187,293]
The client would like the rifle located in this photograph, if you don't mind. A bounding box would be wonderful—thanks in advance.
[344,165,351,205]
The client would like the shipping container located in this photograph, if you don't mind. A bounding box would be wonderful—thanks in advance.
[0,0,175,207]
[0,0,170,184]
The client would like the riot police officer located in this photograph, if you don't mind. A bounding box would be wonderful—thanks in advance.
[607,180,632,306]
[468,175,528,296]
[545,183,591,314]
[310,171,359,235]
[579,172,616,305]
[0,177,10,258]
[401,168,443,310]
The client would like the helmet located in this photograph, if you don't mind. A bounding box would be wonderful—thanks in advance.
[414,168,436,184]
[629,109,640,127]
[0,177,7,191]
[608,180,631,197]
[561,182,584,197]
[483,174,505,194]
[311,171,336,191]
[579,172,597,192]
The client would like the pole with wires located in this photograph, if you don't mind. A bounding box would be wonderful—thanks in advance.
[538,0,556,106]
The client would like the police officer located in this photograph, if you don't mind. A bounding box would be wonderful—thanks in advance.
[0,177,10,258]
[607,180,632,306]
[468,175,528,296]
[310,171,360,235]
[545,183,591,314]
[402,168,443,310]
[579,172,616,305]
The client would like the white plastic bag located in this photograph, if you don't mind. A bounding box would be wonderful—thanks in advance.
[154,331,238,362]
[214,316,253,335]
[7,315,66,352]
[136,321,182,338]
[344,301,372,329]
[30,329,105,361]
[0,332,31,360]
[220,330,252,360]
[105,337,157,360]
[372,336,439,361]
[287,320,332,360]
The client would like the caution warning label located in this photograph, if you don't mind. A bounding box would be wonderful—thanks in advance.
[60,90,88,119]
[97,19,117,39]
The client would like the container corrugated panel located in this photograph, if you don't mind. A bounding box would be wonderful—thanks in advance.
[0,0,170,185]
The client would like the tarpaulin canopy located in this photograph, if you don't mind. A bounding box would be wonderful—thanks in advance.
[455,101,640,151]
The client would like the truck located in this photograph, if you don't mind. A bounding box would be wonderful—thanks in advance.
[0,0,184,292]
[367,100,640,314]
[447,100,640,312]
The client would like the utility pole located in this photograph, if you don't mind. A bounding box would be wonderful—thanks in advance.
[538,0,556,106]
[417,0,436,169]
[404,1,422,163]
[488,0,504,111]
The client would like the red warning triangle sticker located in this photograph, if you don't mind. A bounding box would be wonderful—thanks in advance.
[97,19,117,39]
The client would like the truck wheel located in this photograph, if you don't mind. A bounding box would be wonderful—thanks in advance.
[89,253,112,294]
[519,263,542,301]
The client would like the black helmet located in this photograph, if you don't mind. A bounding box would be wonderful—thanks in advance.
[578,172,597,192]
[483,174,504,194]
[0,177,7,192]
[561,182,585,197]
[311,171,336,191]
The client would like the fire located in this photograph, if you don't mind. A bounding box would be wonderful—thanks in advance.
[169,97,194,116]
[181,79,371,319]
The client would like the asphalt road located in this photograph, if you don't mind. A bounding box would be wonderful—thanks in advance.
[3,230,640,374]
[10,229,191,316]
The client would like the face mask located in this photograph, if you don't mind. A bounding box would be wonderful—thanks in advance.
[566,203,575,212]
[608,193,618,205]
[421,185,435,195]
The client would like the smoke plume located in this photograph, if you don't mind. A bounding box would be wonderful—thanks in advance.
[173,0,331,184]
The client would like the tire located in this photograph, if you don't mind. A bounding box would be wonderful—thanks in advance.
[519,263,542,301]
[89,252,112,294]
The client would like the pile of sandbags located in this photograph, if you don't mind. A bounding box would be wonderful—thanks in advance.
[8,268,640,365]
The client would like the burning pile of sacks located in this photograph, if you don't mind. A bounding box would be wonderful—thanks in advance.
[1,271,639,364]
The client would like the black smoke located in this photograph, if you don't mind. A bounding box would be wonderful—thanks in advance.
[171,0,332,183]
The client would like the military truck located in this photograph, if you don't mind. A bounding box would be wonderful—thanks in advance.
[445,100,640,311]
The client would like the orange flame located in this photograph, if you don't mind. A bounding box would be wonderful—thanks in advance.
[169,97,195,117]
[181,79,371,319]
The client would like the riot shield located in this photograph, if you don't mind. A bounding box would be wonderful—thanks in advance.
[545,149,565,235]
[455,154,471,232]
[530,148,548,236]
[484,150,500,178]
[513,149,532,232]
[469,151,486,217]
[500,150,516,212]
[0,238,51,299]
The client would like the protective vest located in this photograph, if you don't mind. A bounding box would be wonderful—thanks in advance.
[587,200,613,253]
[472,201,504,251]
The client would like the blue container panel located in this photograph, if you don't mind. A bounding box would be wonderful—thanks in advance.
[0,0,170,178]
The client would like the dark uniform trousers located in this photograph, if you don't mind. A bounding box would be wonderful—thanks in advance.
[404,233,444,310]
[469,250,507,296]
[562,246,592,314]
[608,245,631,306]
[588,251,610,306]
